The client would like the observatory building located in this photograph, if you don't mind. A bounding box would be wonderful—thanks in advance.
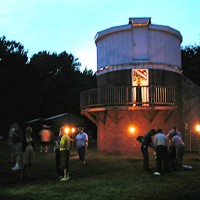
[80,18,200,155]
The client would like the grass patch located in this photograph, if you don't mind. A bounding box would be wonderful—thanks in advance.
[0,140,200,200]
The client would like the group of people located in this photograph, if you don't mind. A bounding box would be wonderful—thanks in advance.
[8,123,185,179]
[54,126,88,181]
[140,127,185,175]
[7,123,35,179]
[7,123,88,182]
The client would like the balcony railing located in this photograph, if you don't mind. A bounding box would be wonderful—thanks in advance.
[80,85,176,109]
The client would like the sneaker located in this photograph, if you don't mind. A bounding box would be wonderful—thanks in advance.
[60,176,70,182]
[11,166,20,171]
[154,172,161,176]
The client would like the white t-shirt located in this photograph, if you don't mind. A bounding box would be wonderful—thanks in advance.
[154,133,168,147]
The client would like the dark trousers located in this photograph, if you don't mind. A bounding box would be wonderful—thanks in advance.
[136,86,142,106]
[55,149,63,176]
[77,146,86,162]
[168,145,176,170]
[176,144,185,168]
[141,144,149,170]
[155,145,169,173]
[60,150,70,170]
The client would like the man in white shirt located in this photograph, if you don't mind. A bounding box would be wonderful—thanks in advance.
[153,129,169,175]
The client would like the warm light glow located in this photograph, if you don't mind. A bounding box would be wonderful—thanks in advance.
[62,125,76,136]
[129,126,135,134]
[64,127,70,134]
[71,127,76,133]
[132,69,149,106]
[196,124,200,133]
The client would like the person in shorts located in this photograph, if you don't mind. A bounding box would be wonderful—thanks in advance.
[59,126,70,181]
[21,127,35,179]
[11,123,23,171]
[39,125,52,153]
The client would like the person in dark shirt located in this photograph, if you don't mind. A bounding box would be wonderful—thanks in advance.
[141,129,156,171]
[21,127,35,179]
[54,129,63,178]
[11,123,23,171]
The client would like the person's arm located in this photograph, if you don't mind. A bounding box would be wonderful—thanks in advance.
[149,137,155,149]
[149,143,155,149]
[85,134,88,145]
[153,135,157,149]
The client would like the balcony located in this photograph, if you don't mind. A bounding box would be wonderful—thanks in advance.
[80,85,176,111]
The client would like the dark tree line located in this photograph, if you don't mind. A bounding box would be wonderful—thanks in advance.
[0,36,96,135]
[181,44,200,85]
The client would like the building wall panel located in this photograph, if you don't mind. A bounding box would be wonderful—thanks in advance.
[97,110,183,155]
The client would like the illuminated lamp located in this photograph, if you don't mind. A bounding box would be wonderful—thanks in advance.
[129,126,135,150]
[196,124,200,154]
[64,127,70,134]
[196,124,200,133]
[71,127,76,133]
[129,126,135,134]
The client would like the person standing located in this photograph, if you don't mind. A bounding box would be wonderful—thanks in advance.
[167,126,182,139]
[21,127,35,179]
[54,129,63,178]
[76,127,88,165]
[141,129,156,171]
[11,123,23,171]
[7,123,16,163]
[153,129,169,175]
[59,126,70,182]
[39,125,52,153]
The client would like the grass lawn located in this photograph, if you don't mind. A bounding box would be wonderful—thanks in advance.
[0,139,200,200]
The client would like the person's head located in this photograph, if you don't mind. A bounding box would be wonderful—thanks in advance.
[43,125,50,129]
[150,129,156,136]
[60,126,67,136]
[77,126,84,133]
[13,123,19,129]
[157,129,162,134]
[25,127,32,136]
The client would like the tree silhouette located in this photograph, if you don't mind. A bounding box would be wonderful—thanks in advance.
[0,36,29,130]
[28,51,82,116]
[0,36,97,136]
[181,45,200,85]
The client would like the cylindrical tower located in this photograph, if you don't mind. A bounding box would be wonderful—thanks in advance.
[81,18,183,155]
